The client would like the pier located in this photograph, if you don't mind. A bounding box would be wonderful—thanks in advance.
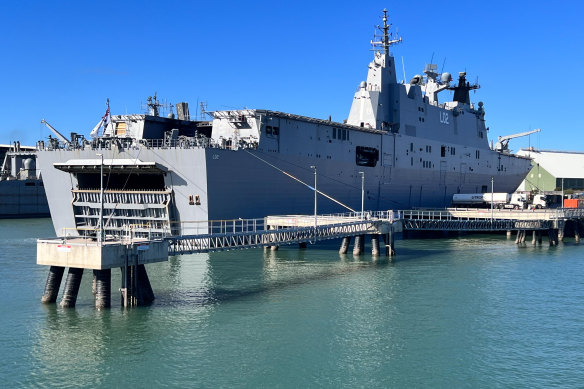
[37,207,584,309]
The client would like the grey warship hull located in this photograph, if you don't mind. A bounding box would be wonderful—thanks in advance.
[37,109,530,237]
[36,10,532,237]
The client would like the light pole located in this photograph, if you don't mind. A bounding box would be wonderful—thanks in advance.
[310,166,317,229]
[359,171,365,220]
[97,153,104,244]
[490,176,494,225]
[562,177,564,208]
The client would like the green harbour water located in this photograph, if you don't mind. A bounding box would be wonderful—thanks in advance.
[1,218,584,387]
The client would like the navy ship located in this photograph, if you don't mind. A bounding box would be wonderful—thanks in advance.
[36,10,532,237]
[0,143,49,218]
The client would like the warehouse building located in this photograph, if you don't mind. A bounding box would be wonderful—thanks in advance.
[517,149,584,193]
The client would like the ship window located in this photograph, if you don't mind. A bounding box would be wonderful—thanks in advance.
[410,143,413,152]
[451,147,456,156]
[333,128,336,139]
[188,195,194,205]
[476,150,480,159]
[195,195,201,205]
[341,130,347,141]
[481,185,488,193]
[272,126,279,136]
[347,131,349,140]
[356,146,379,167]
[115,122,127,136]
[441,146,446,157]
[266,125,272,135]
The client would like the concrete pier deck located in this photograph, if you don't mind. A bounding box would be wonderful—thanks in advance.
[37,238,169,269]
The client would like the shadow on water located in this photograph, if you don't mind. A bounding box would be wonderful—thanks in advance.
[154,235,518,308]
[155,247,399,308]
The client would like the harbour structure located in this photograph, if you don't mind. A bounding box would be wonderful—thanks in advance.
[37,207,584,309]
[0,143,49,218]
[36,9,532,241]
[37,213,397,308]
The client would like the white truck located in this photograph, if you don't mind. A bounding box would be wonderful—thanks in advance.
[452,193,527,209]
[529,194,548,209]
[452,192,548,209]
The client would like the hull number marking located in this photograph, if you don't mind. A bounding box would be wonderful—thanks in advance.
[440,112,449,124]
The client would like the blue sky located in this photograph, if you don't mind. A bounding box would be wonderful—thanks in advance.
[1,1,582,152]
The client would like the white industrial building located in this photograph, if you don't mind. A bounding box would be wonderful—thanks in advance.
[517,149,584,192]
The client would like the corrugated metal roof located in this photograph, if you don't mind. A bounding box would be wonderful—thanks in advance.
[517,149,584,178]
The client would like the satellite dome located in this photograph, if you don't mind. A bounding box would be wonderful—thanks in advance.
[23,158,35,170]
[441,72,452,83]
[359,81,367,89]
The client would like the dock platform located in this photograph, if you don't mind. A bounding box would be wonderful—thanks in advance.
[36,208,584,309]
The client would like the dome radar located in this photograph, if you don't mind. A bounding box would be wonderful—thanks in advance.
[440,72,452,84]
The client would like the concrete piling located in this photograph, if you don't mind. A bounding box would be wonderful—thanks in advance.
[339,236,351,254]
[383,231,395,258]
[94,269,111,310]
[371,234,380,256]
[532,230,537,245]
[575,221,581,243]
[121,263,155,308]
[137,264,155,304]
[506,230,512,239]
[41,265,65,304]
[60,267,84,308]
[548,229,559,246]
[353,235,365,256]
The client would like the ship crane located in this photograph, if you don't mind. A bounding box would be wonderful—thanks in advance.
[40,119,70,147]
[494,128,541,153]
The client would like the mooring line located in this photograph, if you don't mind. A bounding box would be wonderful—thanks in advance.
[245,151,357,213]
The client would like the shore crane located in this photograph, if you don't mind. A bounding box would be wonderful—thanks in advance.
[493,129,541,153]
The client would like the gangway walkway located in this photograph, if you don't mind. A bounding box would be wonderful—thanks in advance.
[167,212,394,255]
[401,208,584,231]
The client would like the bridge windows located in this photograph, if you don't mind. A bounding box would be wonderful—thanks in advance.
[265,126,279,136]
[332,127,349,141]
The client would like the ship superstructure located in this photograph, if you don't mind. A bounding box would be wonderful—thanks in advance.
[36,9,532,238]
[0,143,49,218]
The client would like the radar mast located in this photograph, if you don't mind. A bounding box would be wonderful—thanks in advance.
[370,8,402,56]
